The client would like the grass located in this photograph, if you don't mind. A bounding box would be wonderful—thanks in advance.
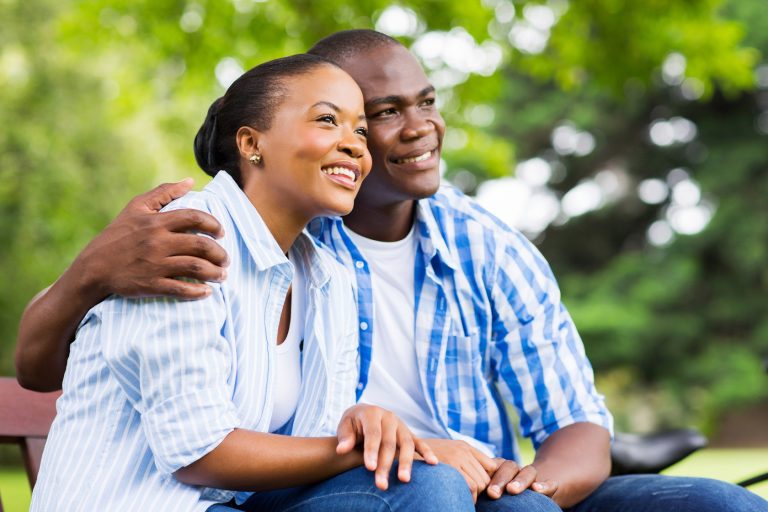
[1,449,766,510]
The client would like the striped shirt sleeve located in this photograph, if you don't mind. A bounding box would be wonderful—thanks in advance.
[489,231,613,448]
[100,286,241,475]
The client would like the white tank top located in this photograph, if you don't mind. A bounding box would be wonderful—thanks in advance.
[349,225,445,439]
[268,252,305,432]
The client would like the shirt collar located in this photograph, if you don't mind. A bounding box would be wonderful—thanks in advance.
[309,199,460,271]
[414,197,460,271]
[207,172,331,288]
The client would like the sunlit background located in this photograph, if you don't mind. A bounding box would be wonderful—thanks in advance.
[2,0,767,460]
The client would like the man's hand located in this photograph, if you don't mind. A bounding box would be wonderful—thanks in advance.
[336,405,438,491]
[75,178,229,301]
[423,438,499,503]
[486,458,558,500]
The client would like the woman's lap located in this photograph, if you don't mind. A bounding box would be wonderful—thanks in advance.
[232,461,473,512]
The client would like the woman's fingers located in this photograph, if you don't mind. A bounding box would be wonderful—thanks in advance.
[361,411,382,472]
[413,437,438,465]
[335,416,358,455]
[373,414,398,490]
[396,429,416,483]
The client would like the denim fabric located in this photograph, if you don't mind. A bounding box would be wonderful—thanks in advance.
[569,474,768,512]
[229,462,473,512]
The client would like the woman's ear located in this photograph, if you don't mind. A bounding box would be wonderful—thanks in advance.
[236,126,262,164]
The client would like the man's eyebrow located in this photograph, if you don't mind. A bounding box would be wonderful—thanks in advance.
[365,95,401,108]
[418,85,436,97]
[365,86,437,108]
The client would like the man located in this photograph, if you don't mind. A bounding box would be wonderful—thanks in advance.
[16,30,767,511]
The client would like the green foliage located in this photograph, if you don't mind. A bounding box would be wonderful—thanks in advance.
[0,0,764,434]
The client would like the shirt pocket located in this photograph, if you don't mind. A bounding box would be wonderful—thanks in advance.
[443,331,489,421]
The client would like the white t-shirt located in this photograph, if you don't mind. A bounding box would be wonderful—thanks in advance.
[269,252,305,433]
[349,225,445,439]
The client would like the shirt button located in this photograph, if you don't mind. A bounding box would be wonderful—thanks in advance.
[360,321,369,331]
[357,383,364,390]
[355,260,364,269]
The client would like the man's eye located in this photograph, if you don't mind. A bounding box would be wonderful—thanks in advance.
[372,108,397,118]
[422,98,435,107]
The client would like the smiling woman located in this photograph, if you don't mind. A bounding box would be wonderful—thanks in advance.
[28,54,466,512]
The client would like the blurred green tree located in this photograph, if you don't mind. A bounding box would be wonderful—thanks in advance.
[0,0,763,433]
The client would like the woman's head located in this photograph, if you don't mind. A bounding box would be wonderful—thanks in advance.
[194,54,371,219]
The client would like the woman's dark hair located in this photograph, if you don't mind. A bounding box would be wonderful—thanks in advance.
[193,53,336,186]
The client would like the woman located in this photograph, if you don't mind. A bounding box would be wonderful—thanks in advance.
[31,54,469,512]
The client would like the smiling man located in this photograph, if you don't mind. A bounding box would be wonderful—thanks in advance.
[15,30,768,512]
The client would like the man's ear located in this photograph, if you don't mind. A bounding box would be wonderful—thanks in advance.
[236,126,262,161]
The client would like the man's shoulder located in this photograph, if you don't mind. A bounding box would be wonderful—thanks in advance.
[426,184,528,244]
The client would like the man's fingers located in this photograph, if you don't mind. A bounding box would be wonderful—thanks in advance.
[156,209,225,239]
[413,438,438,465]
[336,417,357,455]
[168,233,229,268]
[136,179,195,212]
[506,464,537,495]
[531,479,559,497]
[396,430,416,483]
[164,256,227,283]
[487,459,520,499]
[459,468,479,504]
[148,278,212,300]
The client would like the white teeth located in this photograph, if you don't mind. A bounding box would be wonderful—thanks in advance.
[321,166,357,182]
[397,151,432,164]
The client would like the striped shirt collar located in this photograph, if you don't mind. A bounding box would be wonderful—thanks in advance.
[209,171,331,289]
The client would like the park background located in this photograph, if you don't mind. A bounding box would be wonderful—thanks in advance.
[1,0,767,508]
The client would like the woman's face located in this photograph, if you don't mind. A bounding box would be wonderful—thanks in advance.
[254,65,371,219]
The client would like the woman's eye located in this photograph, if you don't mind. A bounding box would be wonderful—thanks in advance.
[317,114,337,125]
[355,127,368,137]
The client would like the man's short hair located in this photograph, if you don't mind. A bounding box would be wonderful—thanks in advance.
[308,29,403,66]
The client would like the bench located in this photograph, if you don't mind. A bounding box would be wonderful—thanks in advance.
[0,377,60,511]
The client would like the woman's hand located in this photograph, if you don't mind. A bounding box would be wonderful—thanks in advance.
[335,404,438,490]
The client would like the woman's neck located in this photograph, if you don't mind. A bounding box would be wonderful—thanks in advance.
[342,199,417,242]
[243,184,307,254]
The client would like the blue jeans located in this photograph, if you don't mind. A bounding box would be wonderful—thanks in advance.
[209,461,473,511]
[471,474,768,512]
[568,474,768,512]
[209,472,768,512]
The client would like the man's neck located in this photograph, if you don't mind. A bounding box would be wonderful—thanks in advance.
[342,199,417,242]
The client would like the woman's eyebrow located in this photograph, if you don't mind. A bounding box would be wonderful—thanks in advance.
[311,101,341,112]
[311,101,366,121]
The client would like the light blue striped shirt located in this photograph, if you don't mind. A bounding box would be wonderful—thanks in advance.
[32,172,359,511]
[309,184,613,460]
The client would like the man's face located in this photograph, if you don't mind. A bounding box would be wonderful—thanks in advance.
[339,44,446,208]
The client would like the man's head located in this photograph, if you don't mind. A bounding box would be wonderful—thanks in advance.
[309,30,445,208]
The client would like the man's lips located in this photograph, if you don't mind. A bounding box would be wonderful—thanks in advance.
[390,149,439,166]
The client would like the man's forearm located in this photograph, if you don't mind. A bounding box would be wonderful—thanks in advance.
[15,257,104,391]
[532,422,611,508]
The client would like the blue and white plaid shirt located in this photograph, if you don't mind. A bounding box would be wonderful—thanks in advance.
[309,184,613,460]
